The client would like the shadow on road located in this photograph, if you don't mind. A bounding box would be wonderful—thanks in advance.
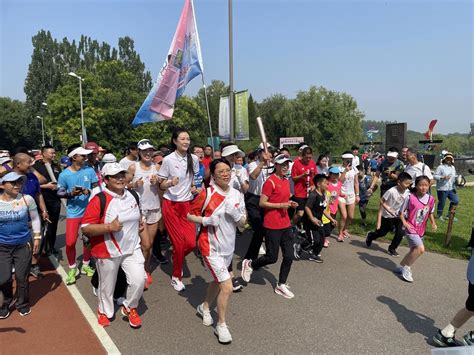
[377,295,437,342]
[29,257,62,307]
[357,251,399,274]
[351,239,390,254]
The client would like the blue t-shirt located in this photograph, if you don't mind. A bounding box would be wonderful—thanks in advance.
[193,163,205,189]
[22,172,41,199]
[0,194,37,245]
[58,166,98,218]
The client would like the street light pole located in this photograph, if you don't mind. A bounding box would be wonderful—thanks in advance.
[228,0,234,142]
[68,72,87,144]
[36,116,45,146]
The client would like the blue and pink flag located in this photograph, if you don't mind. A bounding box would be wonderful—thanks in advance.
[132,0,203,125]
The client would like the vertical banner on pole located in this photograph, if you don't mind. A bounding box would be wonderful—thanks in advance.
[234,90,249,140]
[219,95,230,140]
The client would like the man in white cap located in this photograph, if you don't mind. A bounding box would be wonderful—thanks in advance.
[57,143,98,285]
[368,147,404,197]
[434,152,458,220]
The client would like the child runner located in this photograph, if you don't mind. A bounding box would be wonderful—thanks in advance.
[158,129,199,292]
[296,174,336,262]
[338,152,360,242]
[57,144,98,285]
[241,154,298,299]
[357,165,372,227]
[188,158,246,345]
[365,172,412,256]
[325,166,343,247]
[396,175,437,282]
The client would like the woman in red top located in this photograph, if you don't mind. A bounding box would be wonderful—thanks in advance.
[241,154,298,299]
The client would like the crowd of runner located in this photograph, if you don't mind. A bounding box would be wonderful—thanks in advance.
[0,130,471,346]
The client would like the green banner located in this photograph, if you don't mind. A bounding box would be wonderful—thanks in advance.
[234,90,249,140]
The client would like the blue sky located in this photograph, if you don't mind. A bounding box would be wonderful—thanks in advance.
[1,0,472,134]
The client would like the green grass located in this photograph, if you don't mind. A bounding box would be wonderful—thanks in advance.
[349,186,473,260]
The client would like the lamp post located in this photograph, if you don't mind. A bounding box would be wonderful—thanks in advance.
[68,72,87,144]
[36,116,45,147]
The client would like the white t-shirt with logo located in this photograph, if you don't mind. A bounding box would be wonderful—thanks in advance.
[158,151,199,202]
[381,186,410,219]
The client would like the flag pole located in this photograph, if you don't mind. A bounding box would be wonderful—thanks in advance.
[228,0,234,142]
[201,74,214,146]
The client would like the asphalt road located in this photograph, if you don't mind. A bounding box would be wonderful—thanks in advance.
[54,220,471,354]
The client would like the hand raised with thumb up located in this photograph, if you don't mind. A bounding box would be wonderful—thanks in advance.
[109,216,123,232]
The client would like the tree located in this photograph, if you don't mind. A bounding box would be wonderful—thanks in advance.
[194,80,229,135]
[0,97,40,150]
[258,87,364,155]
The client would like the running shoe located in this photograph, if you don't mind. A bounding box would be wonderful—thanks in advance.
[0,307,10,319]
[241,259,253,283]
[461,331,474,346]
[19,307,31,316]
[432,329,462,347]
[98,310,110,327]
[387,248,400,257]
[402,265,413,282]
[232,279,243,292]
[293,243,301,260]
[214,323,232,344]
[146,272,153,285]
[171,276,185,292]
[66,267,79,285]
[81,264,95,277]
[365,232,373,247]
[121,306,141,328]
[308,254,324,263]
[197,303,213,326]
[29,264,44,279]
[274,283,294,299]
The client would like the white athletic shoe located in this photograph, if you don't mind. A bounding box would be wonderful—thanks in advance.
[241,259,253,283]
[402,266,414,282]
[171,276,186,292]
[274,283,295,299]
[197,303,213,326]
[214,323,232,344]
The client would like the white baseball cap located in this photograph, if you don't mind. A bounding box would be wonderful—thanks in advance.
[341,153,354,159]
[387,151,399,158]
[0,171,25,184]
[222,145,245,158]
[101,163,126,177]
[137,139,155,151]
[0,157,12,165]
[68,147,93,158]
[274,154,292,165]
[102,153,117,163]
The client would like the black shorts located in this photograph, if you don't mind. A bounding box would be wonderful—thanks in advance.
[466,282,474,312]
[323,223,334,237]
[292,197,307,212]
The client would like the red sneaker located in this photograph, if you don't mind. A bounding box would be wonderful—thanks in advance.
[146,272,153,285]
[121,306,142,328]
[97,311,110,327]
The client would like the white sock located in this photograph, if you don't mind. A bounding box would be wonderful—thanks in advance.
[69,263,76,269]
[82,260,90,266]
[441,324,456,338]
